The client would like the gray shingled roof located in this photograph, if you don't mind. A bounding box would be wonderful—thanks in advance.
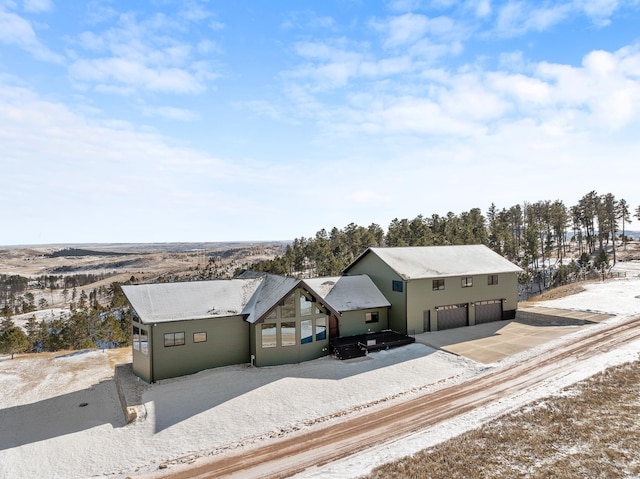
[304,275,390,312]
[122,278,264,324]
[346,245,522,280]
[123,272,392,325]
[241,274,300,324]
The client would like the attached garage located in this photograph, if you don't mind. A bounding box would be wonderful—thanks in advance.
[475,299,503,325]
[436,303,468,330]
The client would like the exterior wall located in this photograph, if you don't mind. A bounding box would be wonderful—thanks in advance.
[345,254,407,333]
[406,272,520,333]
[149,316,250,381]
[132,320,152,383]
[338,307,389,337]
[251,288,329,367]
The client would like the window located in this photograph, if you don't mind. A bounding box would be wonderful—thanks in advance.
[133,326,140,350]
[265,309,277,320]
[193,332,207,343]
[365,311,379,323]
[300,295,313,316]
[164,332,185,347]
[488,275,499,285]
[392,280,403,292]
[132,326,148,355]
[433,279,445,291]
[315,317,327,341]
[461,276,473,288]
[301,319,313,344]
[281,295,296,318]
[261,323,277,348]
[281,322,296,346]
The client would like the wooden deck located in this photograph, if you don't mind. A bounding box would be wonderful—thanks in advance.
[330,330,415,360]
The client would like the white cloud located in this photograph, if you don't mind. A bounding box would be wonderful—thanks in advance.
[383,13,431,47]
[387,0,424,12]
[0,8,63,62]
[495,1,572,36]
[281,10,336,30]
[178,0,212,22]
[0,80,295,243]
[70,58,208,94]
[140,105,200,121]
[23,0,52,13]
[468,0,492,18]
[575,0,620,25]
[67,11,219,95]
[533,46,640,129]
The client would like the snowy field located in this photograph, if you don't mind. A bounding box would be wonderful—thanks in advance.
[1,265,640,479]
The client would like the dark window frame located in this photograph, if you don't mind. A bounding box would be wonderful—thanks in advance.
[488,275,499,286]
[164,331,185,347]
[193,332,207,343]
[392,280,404,292]
[365,311,379,323]
[461,276,473,288]
[432,279,445,291]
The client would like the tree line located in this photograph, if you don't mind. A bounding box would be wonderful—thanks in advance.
[0,282,132,358]
[249,190,636,285]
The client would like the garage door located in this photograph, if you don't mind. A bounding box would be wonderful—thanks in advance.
[436,303,468,330]
[475,300,503,325]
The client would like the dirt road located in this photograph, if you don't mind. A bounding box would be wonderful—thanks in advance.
[157,316,640,479]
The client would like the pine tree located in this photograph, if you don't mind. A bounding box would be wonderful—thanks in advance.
[0,326,29,359]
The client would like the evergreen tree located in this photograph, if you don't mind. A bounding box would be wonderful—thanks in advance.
[0,326,29,359]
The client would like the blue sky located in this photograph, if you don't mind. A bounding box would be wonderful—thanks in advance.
[2,0,640,245]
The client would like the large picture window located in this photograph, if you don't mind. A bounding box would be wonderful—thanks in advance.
[132,326,148,355]
[281,322,297,346]
[164,332,185,347]
[281,295,296,318]
[300,295,313,316]
[301,319,313,344]
[261,323,277,348]
[315,317,327,341]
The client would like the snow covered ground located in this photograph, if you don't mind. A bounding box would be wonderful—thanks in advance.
[1,265,639,479]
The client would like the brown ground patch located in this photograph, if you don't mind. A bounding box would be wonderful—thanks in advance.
[366,358,640,479]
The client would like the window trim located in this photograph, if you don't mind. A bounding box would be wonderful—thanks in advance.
[281,321,297,347]
[365,311,379,323]
[315,317,327,341]
[193,332,207,343]
[261,323,277,349]
[164,331,185,347]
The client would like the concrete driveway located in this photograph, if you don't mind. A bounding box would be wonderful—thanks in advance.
[415,306,615,364]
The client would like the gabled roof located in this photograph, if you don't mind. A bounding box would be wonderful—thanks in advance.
[123,271,393,325]
[304,275,390,312]
[344,245,522,280]
[122,278,264,324]
[241,274,300,324]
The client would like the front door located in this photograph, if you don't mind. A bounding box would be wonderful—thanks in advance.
[329,314,339,338]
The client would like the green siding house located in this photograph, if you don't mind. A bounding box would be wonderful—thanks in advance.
[123,245,521,382]
[343,245,523,334]
[122,273,390,382]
